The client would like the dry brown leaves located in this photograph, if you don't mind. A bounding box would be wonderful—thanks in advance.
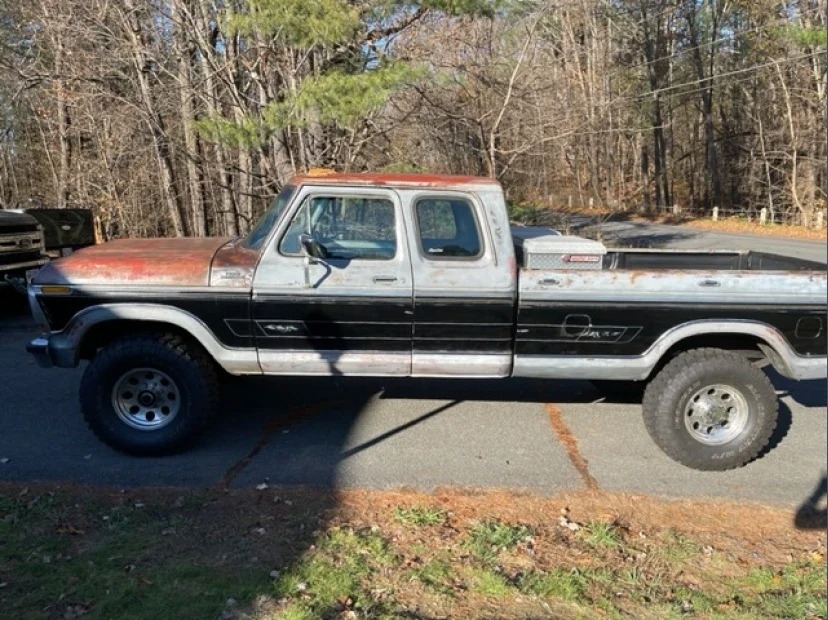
[333,488,823,560]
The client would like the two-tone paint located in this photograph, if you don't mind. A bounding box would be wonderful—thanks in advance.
[27,172,828,383]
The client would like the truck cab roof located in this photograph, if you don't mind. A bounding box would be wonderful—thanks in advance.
[288,171,500,191]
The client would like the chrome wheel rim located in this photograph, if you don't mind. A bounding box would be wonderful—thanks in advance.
[111,368,181,431]
[684,383,749,446]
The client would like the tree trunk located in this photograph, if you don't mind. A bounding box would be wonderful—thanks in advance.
[193,0,237,235]
[172,0,206,236]
[687,2,722,208]
[55,39,71,209]
[121,0,188,236]
[640,1,671,209]
[40,1,71,208]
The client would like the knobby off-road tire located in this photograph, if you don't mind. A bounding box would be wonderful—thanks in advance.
[642,348,777,471]
[80,333,219,455]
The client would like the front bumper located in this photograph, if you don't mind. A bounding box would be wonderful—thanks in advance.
[26,334,79,369]
[27,279,50,331]
[0,257,49,275]
[26,336,53,368]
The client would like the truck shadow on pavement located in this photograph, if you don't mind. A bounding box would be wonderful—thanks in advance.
[207,375,598,491]
[206,371,825,533]
[210,371,815,491]
[0,288,30,322]
[766,370,827,408]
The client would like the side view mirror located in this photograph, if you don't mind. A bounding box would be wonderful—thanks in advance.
[299,233,327,259]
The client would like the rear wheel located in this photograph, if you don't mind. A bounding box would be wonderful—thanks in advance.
[642,348,777,471]
[80,333,218,455]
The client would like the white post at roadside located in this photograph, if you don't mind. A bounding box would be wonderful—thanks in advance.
[712,206,719,221]
[760,208,767,225]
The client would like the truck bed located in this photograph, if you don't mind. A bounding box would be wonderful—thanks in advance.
[510,228,825,272]
[603,249,826,271]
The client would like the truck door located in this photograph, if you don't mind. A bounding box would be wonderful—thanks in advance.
[252,187,414,375]
[404,191,515,377]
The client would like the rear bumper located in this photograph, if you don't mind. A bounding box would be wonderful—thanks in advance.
[26,334,79,369]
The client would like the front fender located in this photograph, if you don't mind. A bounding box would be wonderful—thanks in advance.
[33,303,261,375]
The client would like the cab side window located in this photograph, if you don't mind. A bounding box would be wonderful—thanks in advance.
[415,198,482,259]
[279,195,397,260]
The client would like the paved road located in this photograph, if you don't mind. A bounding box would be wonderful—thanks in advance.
[0,225,825,515]
[573,216,828,262]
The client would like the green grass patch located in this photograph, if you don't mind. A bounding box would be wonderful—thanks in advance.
[464,567,513,598]
[272,526,399,617]
[408,558,454,596]
[464,519,533,563]
[520,568,586,601]
[393,505,447,527]
[656,528,701,563]
[0,491,267,619]
[736,562,828,619]
[581,521,623,549]
[1,486,824,620]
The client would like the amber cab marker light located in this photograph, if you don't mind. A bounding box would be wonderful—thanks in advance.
[306,167,335,176]
[40,285,72,295]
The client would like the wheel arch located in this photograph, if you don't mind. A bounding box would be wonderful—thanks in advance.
[62,303,259,375]
[646,320,797,380]
[78,319,203,361]
[651,332,766,378]
[513,320,812,382]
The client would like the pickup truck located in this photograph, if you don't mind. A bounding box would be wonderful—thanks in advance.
[26,172,827,470]
[0,211,49,290]
[1,207,96,292]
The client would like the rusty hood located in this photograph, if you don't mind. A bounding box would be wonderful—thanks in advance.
[33,237,234,287]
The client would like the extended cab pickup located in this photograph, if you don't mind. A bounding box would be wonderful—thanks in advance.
[26,173,827,470]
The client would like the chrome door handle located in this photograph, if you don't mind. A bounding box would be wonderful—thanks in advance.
[373,275,398,283]
[539,278,561,286]
[698,279,721,287]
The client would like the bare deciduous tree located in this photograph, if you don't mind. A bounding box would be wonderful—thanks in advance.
[0,0,823,236]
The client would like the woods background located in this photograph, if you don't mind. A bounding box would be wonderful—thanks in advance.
[0,0,825,239]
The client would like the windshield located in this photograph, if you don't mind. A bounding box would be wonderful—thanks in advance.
[242,185,295,250]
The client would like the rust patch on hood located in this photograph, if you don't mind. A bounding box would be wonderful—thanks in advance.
[34,237,233,287]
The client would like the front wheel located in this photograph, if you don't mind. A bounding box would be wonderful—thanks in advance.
[80,333,218,455]
[642,348,778,471]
